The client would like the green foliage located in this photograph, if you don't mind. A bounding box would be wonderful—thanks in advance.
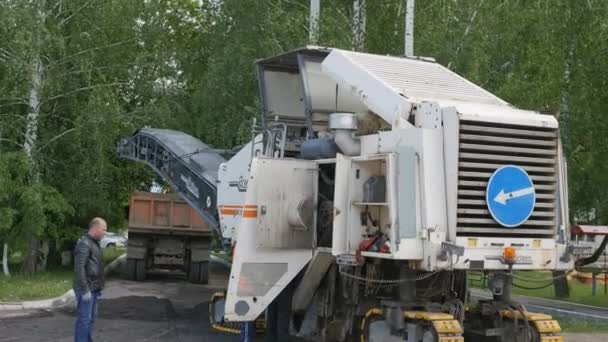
[0,152,73,249]
[472,271,608,308]
[0,267,72,301]
[0,247,123,301]
[1,0,608,269]
[103,246,126,264]
[0,152,31,242]
[186,0,310,148]
[559,317,608,332]
[0,154,21,239]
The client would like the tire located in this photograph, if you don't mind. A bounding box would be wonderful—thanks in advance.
[266,278,294,342]
[188,261,200,283]
[135,258,146,281]
[199,261,209,284]
[127,258,137,281]
[127,258,146,281]
[350,317,363,342]
[188,261,209,284]
[106,243,116,249]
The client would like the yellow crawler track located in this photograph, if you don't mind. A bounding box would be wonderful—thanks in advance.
[208,292,265,335]
[207,294,559,342]
[499,310,563,342]
[360,308,464,342]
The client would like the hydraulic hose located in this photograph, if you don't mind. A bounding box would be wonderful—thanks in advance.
[512,282,554,291]
[576,235,608,267]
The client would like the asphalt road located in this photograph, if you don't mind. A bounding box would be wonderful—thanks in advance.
[0,263,241,342]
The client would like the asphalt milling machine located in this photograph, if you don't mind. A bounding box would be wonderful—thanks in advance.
[117,47,595,341]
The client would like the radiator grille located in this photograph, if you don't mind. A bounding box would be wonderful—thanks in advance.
[456,120,558,237]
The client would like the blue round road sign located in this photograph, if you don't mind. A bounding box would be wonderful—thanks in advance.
[486,165,535,227]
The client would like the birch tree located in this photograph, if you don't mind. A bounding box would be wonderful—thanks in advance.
[0,0,165,272]
[19,0,46,274]
[2,0,608,274]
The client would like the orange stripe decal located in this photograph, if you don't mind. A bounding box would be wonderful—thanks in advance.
[219,204,257,208]
[242,210,257,218]
[219,205,257,218]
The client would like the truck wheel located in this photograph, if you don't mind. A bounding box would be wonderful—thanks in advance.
[188,261,200,283]
[265,282,292,342]
[188,261,209,284]
[199,261,209,284]
[127,258,146,281]
[135,258,146,281]
[127,258,137,281]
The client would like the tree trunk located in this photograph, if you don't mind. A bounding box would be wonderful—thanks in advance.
[559,38,574,149]
[21,31,44,275]
[21,238,40,274]
[352,0,366,51]
[2,243,10,277]
[309,0,320,44]
[37,240,50,271]
[404,0,415,56]
[24,54,42,158]
[47,241,63,269]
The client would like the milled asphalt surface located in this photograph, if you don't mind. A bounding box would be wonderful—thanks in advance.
[0,263,240,342]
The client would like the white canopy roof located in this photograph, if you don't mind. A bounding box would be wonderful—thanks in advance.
[322,48,557,129]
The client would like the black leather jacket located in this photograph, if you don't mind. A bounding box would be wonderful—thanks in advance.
[73,234,105,293]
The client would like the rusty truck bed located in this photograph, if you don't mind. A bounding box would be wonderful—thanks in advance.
[128,191,212,236]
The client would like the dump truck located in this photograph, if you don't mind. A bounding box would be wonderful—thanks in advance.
[126,191,214,283]
[118,47,592,341]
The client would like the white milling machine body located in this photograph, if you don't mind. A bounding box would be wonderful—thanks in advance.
[218,47,572,342]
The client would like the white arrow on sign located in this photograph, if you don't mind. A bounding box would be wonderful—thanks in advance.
[494,187,534,205]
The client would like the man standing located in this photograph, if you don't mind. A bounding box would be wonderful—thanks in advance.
[73,217,107,342]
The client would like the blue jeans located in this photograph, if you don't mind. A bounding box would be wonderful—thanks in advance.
[74,290,101,342]
[240,321,255,342]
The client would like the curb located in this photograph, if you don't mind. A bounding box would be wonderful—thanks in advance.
[105,253,127,276]
[209,254,232,269]
[470,288,608,321]
[0,253,126,311]
[470,287,608,311]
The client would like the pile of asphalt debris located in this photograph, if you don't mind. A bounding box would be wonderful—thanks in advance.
[58,296,177,321]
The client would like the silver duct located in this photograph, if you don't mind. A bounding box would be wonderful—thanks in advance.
[329,113,360,156]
